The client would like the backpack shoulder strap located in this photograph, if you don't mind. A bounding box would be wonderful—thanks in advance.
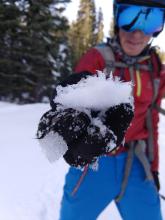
[149,47,165,115]
[95,43,115,75]
[146,48,165,162]
[153,103,165,115]
[95,41,134,77]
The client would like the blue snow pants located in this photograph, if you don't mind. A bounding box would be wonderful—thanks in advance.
[59,152,163,220]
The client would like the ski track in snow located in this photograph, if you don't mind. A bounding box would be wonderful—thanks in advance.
[0,101,165,220]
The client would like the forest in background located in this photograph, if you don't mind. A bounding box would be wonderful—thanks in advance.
[0,0,105,103]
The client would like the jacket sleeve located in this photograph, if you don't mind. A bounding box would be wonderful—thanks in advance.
[74,48,105,74]
[151,66,165,171]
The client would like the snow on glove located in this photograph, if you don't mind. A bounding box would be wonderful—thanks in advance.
[63,124,116,167]
[51,108,91,144]
[62,105,132,168]
[36,108,90,162]
[104,103,134,146]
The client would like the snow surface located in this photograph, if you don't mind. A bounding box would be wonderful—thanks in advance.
[0,100,165,220]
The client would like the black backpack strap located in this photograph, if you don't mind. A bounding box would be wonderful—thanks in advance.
[153,103,165,115]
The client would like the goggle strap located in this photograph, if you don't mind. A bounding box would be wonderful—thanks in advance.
[116,0,165,9]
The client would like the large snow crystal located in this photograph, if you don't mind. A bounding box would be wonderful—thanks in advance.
[54,72,133,111]
[38,131,68,163]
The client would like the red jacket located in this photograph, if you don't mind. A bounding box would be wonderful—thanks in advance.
[75,47,165,171]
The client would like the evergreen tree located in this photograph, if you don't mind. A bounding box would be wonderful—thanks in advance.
[0,0,71,103]
[68,0,104,69]
[24,0,71,102]
[0,1,23,102]
[68,0,97,68]
[96,7,104,44]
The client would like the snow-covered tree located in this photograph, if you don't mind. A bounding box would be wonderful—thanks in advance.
[0,0,71,103]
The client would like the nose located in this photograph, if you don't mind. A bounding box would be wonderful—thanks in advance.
[131,30,146,39]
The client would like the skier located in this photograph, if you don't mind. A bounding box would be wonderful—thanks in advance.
[37,0,165,219]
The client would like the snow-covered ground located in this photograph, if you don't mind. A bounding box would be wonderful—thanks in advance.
[0,100,165,220]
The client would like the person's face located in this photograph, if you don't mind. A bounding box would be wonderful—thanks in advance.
[119,29,152,56]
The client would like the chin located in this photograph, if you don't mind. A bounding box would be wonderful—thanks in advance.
[123,43,144,56]
[124,49,142,56]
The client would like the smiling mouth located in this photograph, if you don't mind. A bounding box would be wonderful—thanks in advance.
[127,41,141,46]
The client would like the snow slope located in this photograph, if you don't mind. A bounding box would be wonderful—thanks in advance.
[0,101,165,220]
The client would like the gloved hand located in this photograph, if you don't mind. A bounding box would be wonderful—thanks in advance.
[51,108,91,144]
[37,108,91,143]
[152,171,160,191]
[63,103,133,167]
[63,124,117,167]
[63,149,97,167]
[36,109,58,139]
[104,103,134,146]
[36,107,91,163]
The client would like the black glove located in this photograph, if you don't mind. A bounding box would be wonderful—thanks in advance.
[63,103,133,168]
[152,171,160,191]
[104,103,134,146]
[63,149,97,167]
[36,109,58,139]
[37,107,93,165]
[37,108,91,143]
[51,108,91,144]
[63,124,116,167]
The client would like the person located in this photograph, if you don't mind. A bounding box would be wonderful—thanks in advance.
[37,0,165,219]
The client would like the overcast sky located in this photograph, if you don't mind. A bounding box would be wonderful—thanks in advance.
[64,0,165,51]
